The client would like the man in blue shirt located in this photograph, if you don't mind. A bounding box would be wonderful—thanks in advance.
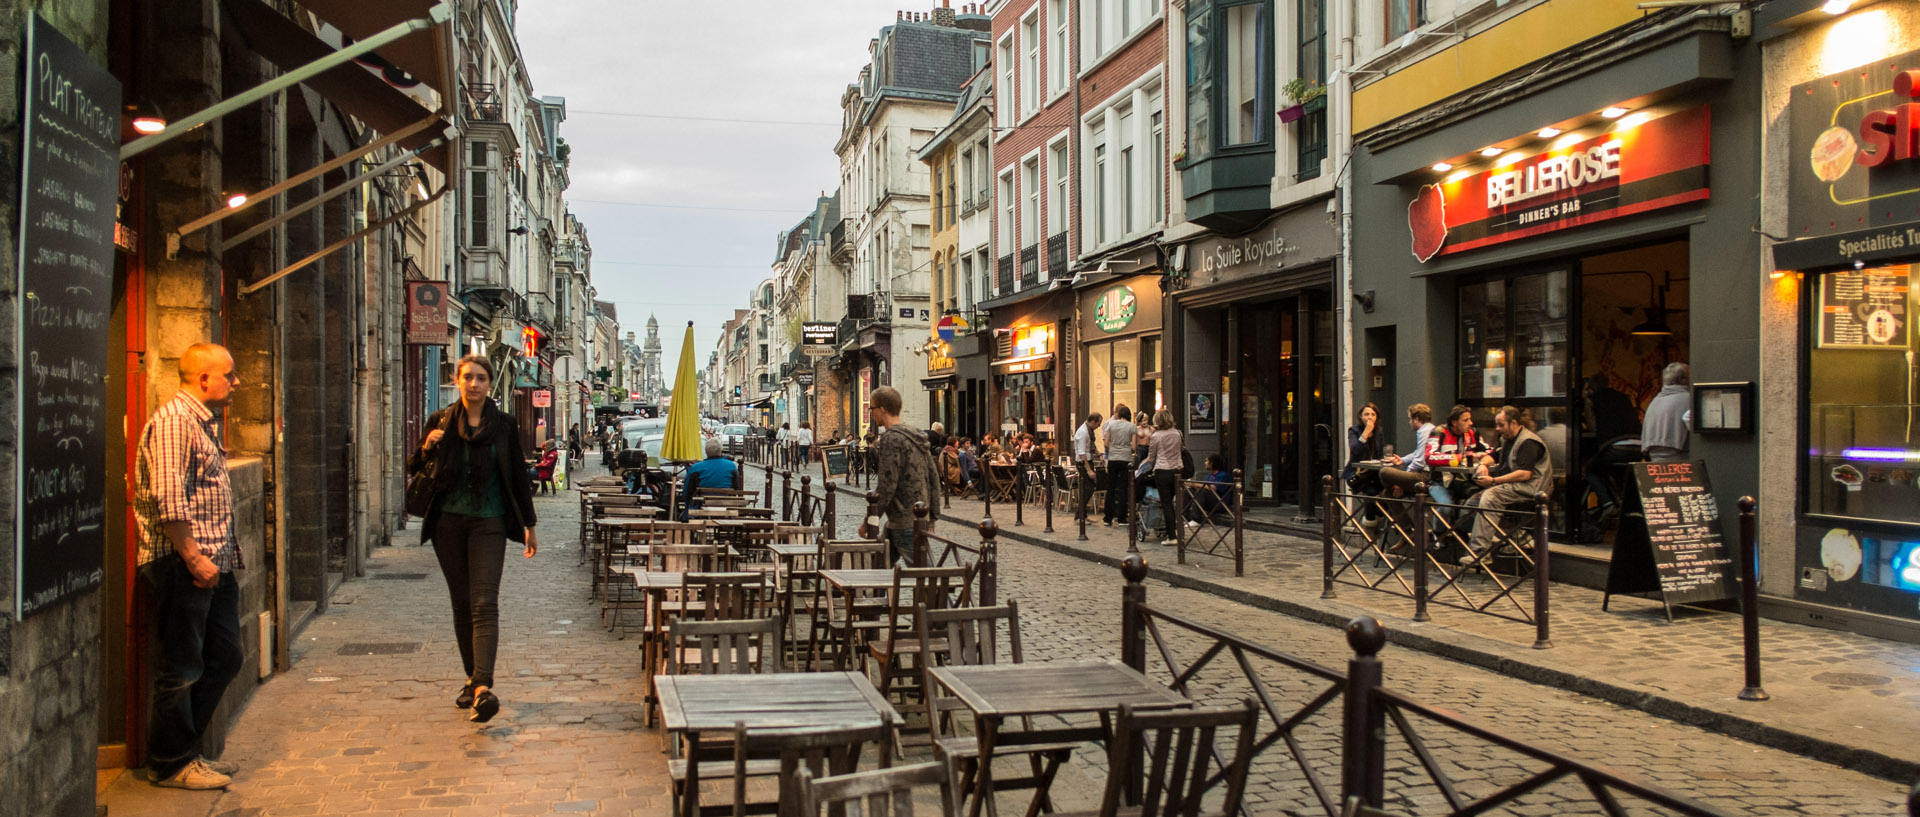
[1378,403,1436,499]
[680,439,738,519]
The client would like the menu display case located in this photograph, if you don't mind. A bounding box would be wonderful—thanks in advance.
[1806,404,1920,526]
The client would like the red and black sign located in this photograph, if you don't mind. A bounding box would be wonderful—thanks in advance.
[1408,106,1711,262]
[1785,48,1920,241]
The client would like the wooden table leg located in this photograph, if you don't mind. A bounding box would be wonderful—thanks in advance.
[681,730,700,817]
[970,714,1002,817]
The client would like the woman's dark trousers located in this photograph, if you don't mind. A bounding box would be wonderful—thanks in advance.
[1154,469,1180,539]
[1104,461,1131,524]
[432,513,508,689]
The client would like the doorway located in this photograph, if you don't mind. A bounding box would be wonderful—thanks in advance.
[1226,292,1333,514]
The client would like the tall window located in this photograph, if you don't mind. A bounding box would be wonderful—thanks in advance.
[998,35,1016,130]
[1091,124,1109,246]
[1387,0,1425,40]
[1225,1,1271,147]
[945,156,958,222]
[1087,0,1158,65]
[960,254,975,309]
[999,170,1016,259]
[1149,105,1165,222]
[931,164,944,230]
[469,170,490,247]
[977,140,992,200]
[1119,108,1137,234]
[1049,141,1069,239]
[1050,0,1069,97]
[960,149,974,209]
[1022,12,1040,119]
[1023,156,1040,252]
[1185,9,1213,162]
[1297,0,1328,178]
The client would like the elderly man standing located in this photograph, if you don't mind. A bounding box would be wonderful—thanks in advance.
[860,386,941,564]
[132,343,245,790]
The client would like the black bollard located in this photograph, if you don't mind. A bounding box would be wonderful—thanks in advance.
[1321,475,1337,600]
[800,475,813,525]
[1044,473,1054,534]
[1412,484,1431,623]
[1533,491,1552,650]
[1737,496,1769,701]
[1342,617,1387,811]
[1127,467,1139,551]
[1077,464,1089,541]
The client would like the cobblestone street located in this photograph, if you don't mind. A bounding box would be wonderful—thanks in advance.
[96,460,1911,816]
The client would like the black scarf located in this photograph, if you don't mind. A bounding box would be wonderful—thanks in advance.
[450,399,503,493]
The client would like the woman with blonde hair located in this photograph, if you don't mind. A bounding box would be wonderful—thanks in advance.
[1146,409,1184,545]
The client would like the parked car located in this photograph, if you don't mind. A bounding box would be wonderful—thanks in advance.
[614,427,665,475]
[720,423,753,454]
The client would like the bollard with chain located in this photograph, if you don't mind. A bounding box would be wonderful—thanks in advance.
[1737,496,1768,701]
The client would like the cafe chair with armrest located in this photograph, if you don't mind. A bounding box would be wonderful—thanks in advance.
[682,714,896,817]
[866,564,972,704]
[918,601,1076,817]
[1053,699,1259,817]
[794,743,959,817]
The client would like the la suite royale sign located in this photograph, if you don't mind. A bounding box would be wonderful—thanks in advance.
[1408,106,1711,262]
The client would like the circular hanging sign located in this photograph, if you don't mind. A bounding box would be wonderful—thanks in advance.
[1094,285,1138,333]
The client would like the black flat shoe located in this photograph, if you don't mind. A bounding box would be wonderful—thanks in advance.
[470,690,499,723]
[455,684,474,709]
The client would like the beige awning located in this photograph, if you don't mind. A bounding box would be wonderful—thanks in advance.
[295,0,456,104]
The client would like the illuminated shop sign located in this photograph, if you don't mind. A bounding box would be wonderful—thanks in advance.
[1408,106,1710,262]
[1788,48,1920,239]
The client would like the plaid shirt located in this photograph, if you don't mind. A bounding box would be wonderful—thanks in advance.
[133,392,241,570]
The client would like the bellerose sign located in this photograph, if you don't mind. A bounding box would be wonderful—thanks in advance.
[1408,106,1710,262]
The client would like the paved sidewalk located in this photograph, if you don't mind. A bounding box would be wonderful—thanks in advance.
[824,480,1920,783]
[99,463,668,817]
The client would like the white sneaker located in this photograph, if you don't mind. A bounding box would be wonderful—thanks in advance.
[153,758,231,790]
[1159,538,1179,546]
[198,756,240,775]
[1185,520,1200,529]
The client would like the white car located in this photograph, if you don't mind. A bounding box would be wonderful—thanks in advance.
[720,423,753,455]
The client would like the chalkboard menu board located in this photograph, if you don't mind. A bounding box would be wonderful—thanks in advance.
[819,445,851,482]
[1817,265,1908,349]
[1603,461,1739,618]
[15,14,120,618]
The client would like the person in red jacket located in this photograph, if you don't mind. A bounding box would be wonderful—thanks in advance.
[533,441,560,495]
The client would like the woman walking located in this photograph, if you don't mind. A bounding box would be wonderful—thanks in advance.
[408,354,539,723]
[1147,409,1184,545]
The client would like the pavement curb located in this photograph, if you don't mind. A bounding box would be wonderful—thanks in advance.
[809,482,1920,785]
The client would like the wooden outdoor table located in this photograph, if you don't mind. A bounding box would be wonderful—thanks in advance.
[657,671,900,817]
[687,507,739,518]
[928,659,1190,817]
[730,506,776,518]
[814,569,900,670]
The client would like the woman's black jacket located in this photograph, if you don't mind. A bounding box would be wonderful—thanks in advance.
[408,405,539,544]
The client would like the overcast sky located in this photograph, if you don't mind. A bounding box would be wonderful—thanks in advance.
[517,1,927,385]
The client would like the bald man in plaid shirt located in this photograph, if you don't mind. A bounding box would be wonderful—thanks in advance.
[132,343,245,790]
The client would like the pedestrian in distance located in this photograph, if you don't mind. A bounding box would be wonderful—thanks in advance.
[1147,409,1184,545]
[133,342,246,790]
[534,441,560,495]
[860,386,942,565]
[795,421,815,467]
[567,423,583,466]
[1073,413,1103,520]
[409,354,539,724]
[1100,406,1137,526]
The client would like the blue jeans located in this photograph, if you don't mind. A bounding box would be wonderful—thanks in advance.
[148,558,243,778]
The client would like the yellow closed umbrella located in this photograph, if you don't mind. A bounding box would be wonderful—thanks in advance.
[660,321,705,463]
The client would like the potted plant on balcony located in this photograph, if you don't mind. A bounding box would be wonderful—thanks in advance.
[1277,78,1327,123]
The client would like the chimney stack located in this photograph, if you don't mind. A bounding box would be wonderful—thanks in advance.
[934,1,956,27]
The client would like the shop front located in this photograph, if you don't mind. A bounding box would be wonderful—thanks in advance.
[1172,206,1340,513]
[948,331,993,441]
[1763,4,1920,637]
[1349,18,1760,550]
[983,289,1073,445]
[921,332,958,433]
[1078,273,1166,432]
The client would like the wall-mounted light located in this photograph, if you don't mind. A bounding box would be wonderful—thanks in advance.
[508,224,530,236]
[1601,106,1630,119]
[1822,0,1852,13]
[1537,127,1562,139]
[1431,162,1453,172]
[226,193,249,209]
[1479,146,1504,157]
[128,102,168,134]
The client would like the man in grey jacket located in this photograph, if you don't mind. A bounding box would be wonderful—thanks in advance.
[1642,362,1691,462]
[861,386,942,564]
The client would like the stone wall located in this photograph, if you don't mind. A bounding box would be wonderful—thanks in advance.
[0,5,111,815]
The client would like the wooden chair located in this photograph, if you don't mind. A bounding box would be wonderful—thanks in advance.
[679,571,778,621]
[671,714,897,817]
[808,540,893,671]
[866,565,972,704]
[1057,700,1259,817]
[668,616,782,675]
[794,756,956,817]
[603,525,667,636]
[918,601,1076,817]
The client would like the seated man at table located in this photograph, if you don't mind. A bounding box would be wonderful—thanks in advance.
[1459,405,1555,564]
[1376,403,1435,500]
[1425,404,1487,506]
[679,439,739,520]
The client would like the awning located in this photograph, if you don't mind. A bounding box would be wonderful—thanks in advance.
[992,353,1054,374]
[223,0,454,175]
[296,0,456,104]
[920,375,956,389]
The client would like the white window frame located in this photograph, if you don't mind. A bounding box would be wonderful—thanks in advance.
[1021,9,1041,121]
[996,32,1017,136]
[1047,134,1070,249]
[998,168,1017,267]
[1049,0,1070,103]
[1082,0,1165,75]
[1022,151,1041,270]
[1082,70,1166,252]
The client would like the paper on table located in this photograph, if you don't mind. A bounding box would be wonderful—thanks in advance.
[1525,365,1554,397]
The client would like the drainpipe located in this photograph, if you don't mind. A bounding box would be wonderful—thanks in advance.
[1334,0,1356,440]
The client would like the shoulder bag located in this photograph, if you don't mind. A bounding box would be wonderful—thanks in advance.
[405,412,454,517]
